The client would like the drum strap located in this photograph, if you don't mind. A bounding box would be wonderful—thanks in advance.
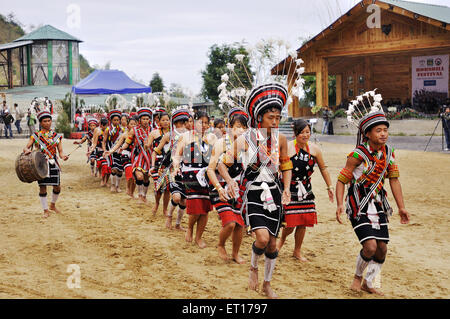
[33,131,62,166]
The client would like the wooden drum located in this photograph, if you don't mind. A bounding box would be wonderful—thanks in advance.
[15,151,49,183]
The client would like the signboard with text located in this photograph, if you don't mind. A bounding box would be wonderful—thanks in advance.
[412,55,449,100]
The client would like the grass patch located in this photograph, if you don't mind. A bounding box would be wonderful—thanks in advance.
[390,132,407,136]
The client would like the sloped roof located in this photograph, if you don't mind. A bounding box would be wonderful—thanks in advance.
[0,40,33,51]
[272,0,449,74]
[381,0,450,24]
[14,25,82,42]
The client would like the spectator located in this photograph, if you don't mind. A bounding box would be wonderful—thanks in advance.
[2,102,14,138]
[75,113,85,132]
[45,97,53,114]
[442,106,450,151]
[14,103,24,134]
[0,103,3,138]
[213,118,226,138]
[322,107,330,135]
[328,108,335,136]
[26,109,37,136]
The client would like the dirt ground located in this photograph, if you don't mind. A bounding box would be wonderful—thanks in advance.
[0,138,449,299]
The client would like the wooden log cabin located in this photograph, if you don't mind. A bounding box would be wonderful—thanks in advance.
[273,0,450,118]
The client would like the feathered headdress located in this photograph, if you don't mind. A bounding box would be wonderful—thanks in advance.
[217,40,305,128]
[346,89,389,146]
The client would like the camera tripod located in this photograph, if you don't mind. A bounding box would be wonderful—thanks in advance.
[424,116,446,152]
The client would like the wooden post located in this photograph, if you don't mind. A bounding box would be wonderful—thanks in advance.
[7,49,13,89]
[336,74,342,106]
[364,56,372,92]
[316,57,329,108]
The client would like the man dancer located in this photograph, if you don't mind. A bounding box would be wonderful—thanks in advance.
[225,83,293,299]
[22,110,69,218]
[336,107,410,295]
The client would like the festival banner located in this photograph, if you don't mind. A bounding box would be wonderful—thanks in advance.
[412,55,449,100]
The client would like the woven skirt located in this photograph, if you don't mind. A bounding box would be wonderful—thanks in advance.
[38,162,60,186]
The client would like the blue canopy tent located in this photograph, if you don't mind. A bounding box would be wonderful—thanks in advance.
[70,69,152,121]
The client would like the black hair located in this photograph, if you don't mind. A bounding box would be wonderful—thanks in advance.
[131,115,139,122]
[230,114,248,128]
[293,119,311,136]
[159,112,170,120]
[258,106,281,122]
[214,118,225,127]
[100,117,108,126]
[364,121,390,136]
[121,114,130,123]
[173,117,188,124]
[194,111,209,121]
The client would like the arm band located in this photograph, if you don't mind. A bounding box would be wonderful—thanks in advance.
[337,168,353,184]
[125,137,133,144]
[280,160,293,172]
[155,148,162,155]
[387,165,400,179]
[222,150,235,167]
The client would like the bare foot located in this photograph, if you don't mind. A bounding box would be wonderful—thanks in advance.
[232,254,246,264]
[262,281,278,299]
[248,267,259,291]
[116,187,122,193]
[100,181,106,187]
[293,253,309,262]
[151,206,158,216]
[196,238,206,249]
[185,228,193,242]
[175,224,185,232]
[110,185,117,193]
[361,280,384,296]
[350,275,363,292]
[43,210,50,218]
[138,196,146,204]
[218,245,229,261]
[49,203,61,214]
[166,216,173,229]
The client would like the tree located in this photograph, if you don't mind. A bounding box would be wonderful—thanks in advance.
[302,75,336,107]
[201,43,253,106]
[149,72,164,93]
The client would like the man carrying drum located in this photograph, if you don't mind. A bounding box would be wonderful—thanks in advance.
[22,110,68,218]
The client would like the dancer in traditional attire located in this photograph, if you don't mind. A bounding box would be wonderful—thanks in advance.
[277,119,334,261]
[172,111,217,248]
[102,110,126,193]
[146,112,171,216]
[216,50,310,298]
[152,106,166,129]
[89,117,108,182]
[207,107,249,263]
[104,115,138,198]
[120,107,152,203]
[154,108,191,230]
[22,110,68,218]
[74,118,99,176]
[336,90,410,295]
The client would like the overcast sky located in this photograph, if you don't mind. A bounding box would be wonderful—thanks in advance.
[4,0,449,94]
